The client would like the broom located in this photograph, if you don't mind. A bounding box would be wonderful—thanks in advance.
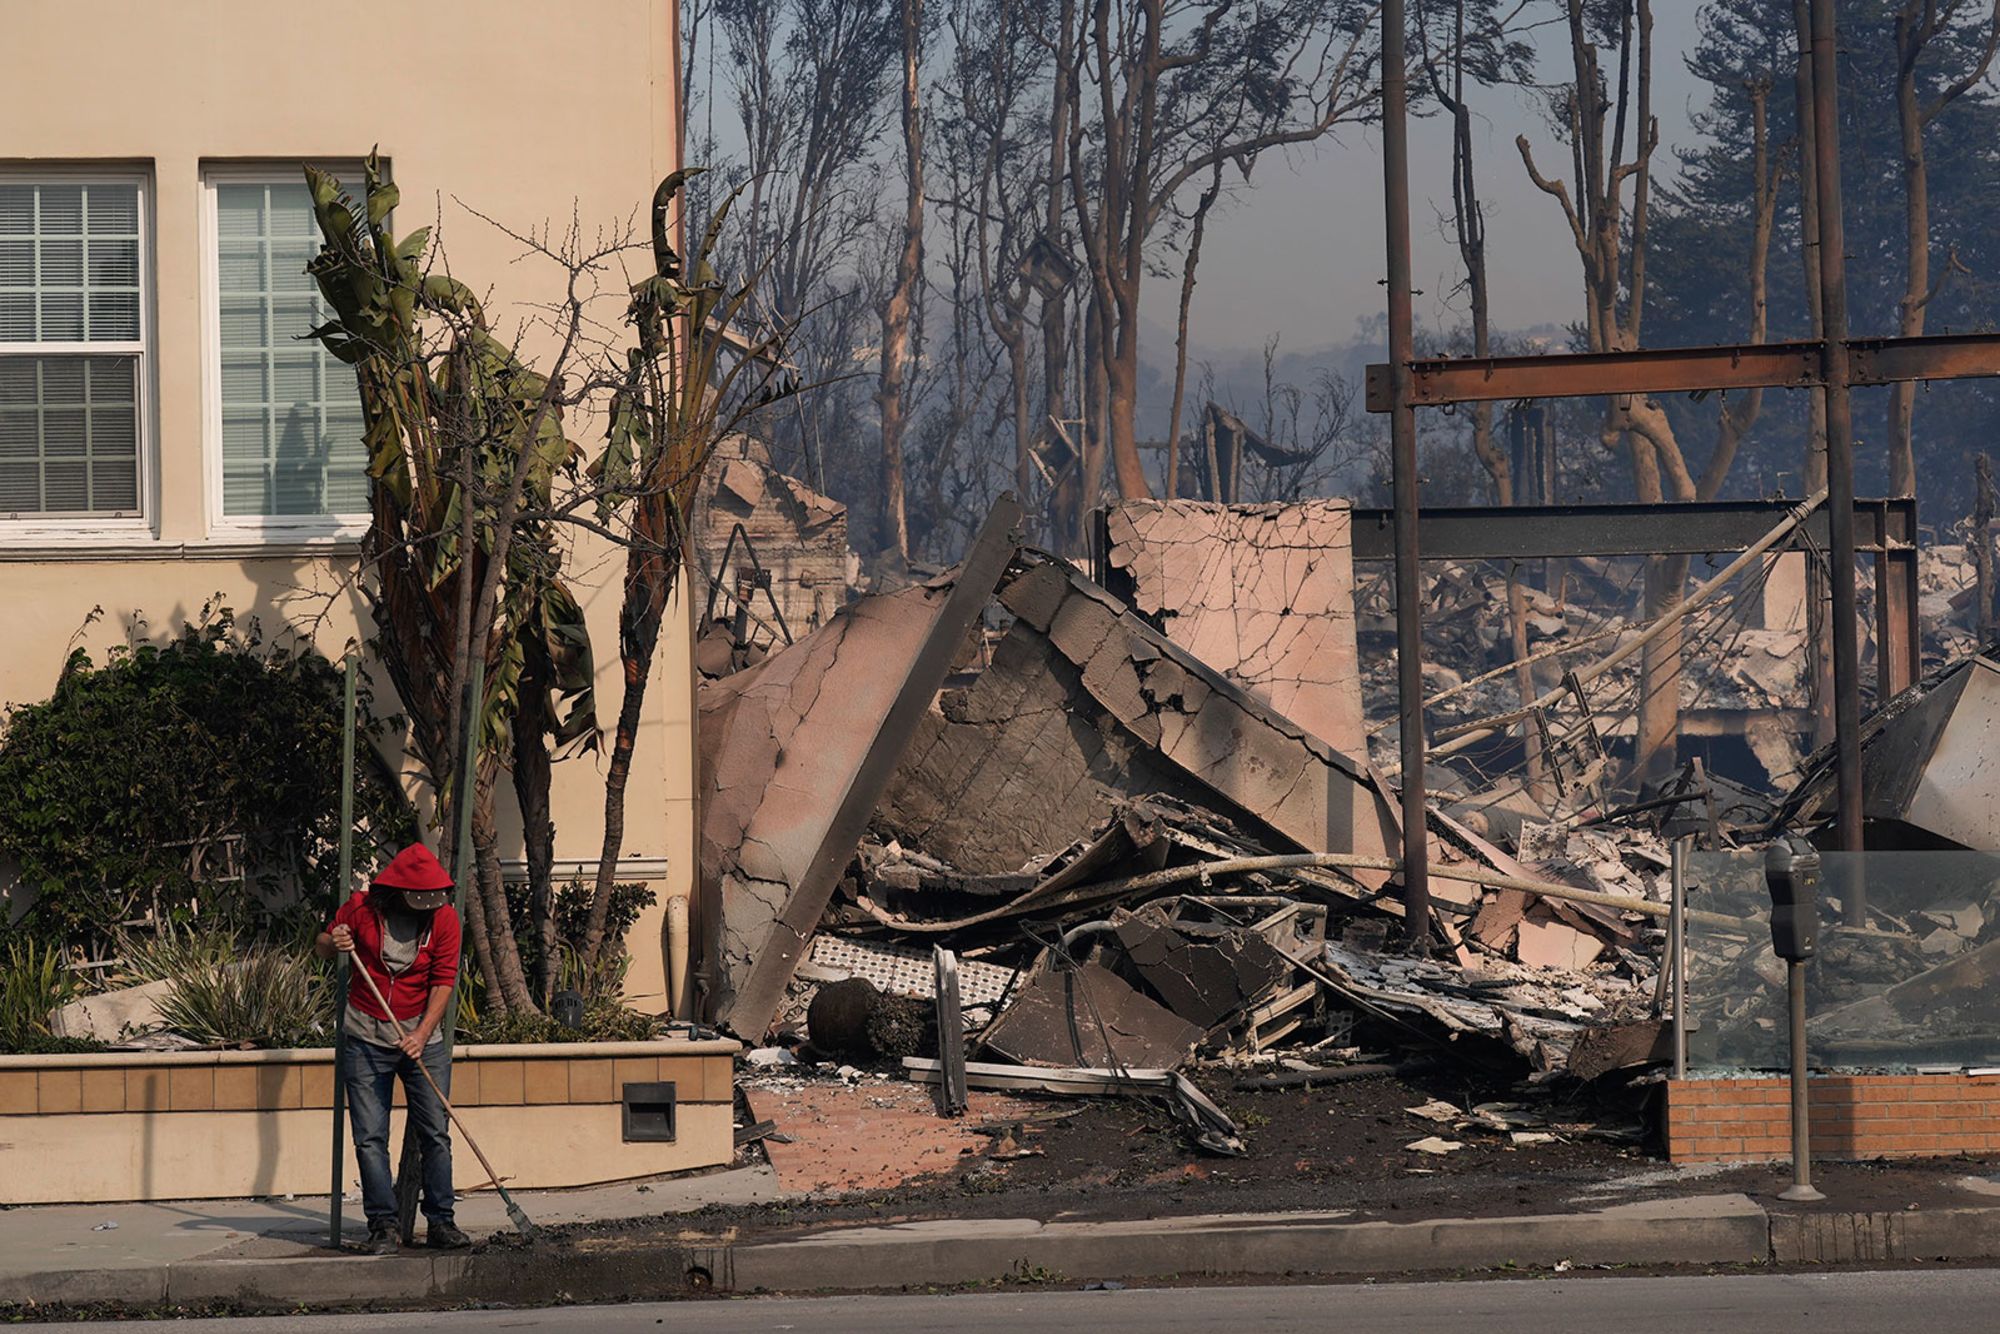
[347,959,538,1240]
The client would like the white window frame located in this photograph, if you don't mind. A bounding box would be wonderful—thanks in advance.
[0,166,156,546]
[199,161,372,542]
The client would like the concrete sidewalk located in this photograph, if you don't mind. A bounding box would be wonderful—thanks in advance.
[0,1165,787,1307]
[7,1172,2000,1312]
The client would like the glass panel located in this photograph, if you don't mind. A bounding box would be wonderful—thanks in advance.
[91,456,137,510]
[0,240,30,286]
[40,238,83,286]
[222,461,269,516]
[0,186,31,235]
[0,294,30,341]
[217,241,263,293]
[39,358,83,399]
[216,185,264,238]
[86,354,133,399]
[37,186,83,234]
[270,346,317,402]
[220,351,267,402]
[214,175,364,519]
[0,358,31,398]
[1684,849,2000,1074]
[0,354,141,513]
[87,238,138,287]
[42,407,86,457]
[89,404,135,454]
[268,241,316,296]
[42,459,88,510]
[40,291,84,341]
[0,461,36,511]
[85,185,138,235]
[0,408,33,458]
[87,292,139,341]
[266,186,316,237]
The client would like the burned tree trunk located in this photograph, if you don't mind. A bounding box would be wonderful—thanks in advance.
[875,0,924,561]
[1888,2,1999,497]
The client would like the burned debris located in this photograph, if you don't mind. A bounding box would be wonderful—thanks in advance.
[688,485,1778,1167]
[688,439,2000,1177]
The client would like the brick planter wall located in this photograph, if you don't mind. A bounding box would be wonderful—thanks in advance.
[1666,1074,2000,1162]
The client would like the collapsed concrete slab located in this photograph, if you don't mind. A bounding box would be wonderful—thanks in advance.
[1100,499,1365,758]
[696,498,1022,1038]
[879,555,1402,886]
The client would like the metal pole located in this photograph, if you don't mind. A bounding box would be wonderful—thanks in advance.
[399,655,485,1245]
[1382,0,1429,947]
[328,654,357,1250]
[1781,959,1823,1201]
[1808,0,1866,902]
[1670,835,1688,1081]
[443,653,483,1045]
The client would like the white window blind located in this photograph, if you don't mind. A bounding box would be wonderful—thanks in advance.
[0,180,144,517]
[214,179,366,520]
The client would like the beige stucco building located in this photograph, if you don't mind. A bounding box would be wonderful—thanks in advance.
[1,1,695,1010]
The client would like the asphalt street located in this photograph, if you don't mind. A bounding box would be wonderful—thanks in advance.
[60,1269,2000,1333]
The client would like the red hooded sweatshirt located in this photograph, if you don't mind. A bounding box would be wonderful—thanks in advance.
[330,890,462,1023]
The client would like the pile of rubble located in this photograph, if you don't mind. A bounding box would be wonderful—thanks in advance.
[688,494,1714,1155]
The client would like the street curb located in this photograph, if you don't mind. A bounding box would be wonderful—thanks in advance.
[692,1197,1772,1291]
[1770,1205,2000,1264]
[9,1197,2000,1310]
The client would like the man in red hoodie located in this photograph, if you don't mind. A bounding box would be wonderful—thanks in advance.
[315,843,470,1254]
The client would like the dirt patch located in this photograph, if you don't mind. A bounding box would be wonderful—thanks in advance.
[742,1079,1044,1194]
[614,1064,2000,1245]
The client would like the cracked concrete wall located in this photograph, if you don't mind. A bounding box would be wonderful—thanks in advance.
[698,582,955,1020]
[1103,499,1364,759]
[879,558,1399,878]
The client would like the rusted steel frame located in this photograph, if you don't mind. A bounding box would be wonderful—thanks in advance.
[1429,491,1826,759]
[1381,0,1428,947]
[723,495,1024,1040]
[1348,496,1914,562]
[1362,333,2000,412]
[1847,333,2000,387]
[1809,0,1865,881]
[1365,341,1823,411]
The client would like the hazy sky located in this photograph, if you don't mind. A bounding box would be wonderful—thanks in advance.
[1173,5,1708,355]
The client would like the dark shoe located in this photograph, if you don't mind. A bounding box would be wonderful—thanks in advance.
[365,1227,399,1256]
[426,1222,472,1250]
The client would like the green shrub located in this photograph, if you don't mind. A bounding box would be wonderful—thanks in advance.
[462,1001,664,1046]
[126,925,332,1049]
[504,876,656,1003]
[0,604,416,953]
[0,938,95,1053]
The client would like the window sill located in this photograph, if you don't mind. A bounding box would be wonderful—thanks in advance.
[0,532,365,562]
[207,520,372,544]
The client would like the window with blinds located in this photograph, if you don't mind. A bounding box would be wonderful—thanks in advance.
[212,176,366,522]
[0,179,145,518]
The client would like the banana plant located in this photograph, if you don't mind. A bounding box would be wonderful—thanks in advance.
[303,154,597,1016]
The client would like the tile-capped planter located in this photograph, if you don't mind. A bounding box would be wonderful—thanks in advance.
[0,1038,739,1205]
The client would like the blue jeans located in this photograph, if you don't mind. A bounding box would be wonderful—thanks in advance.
[343,1038,454,1231]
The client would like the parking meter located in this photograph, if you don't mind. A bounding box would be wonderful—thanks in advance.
[1764,836,1820,963]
